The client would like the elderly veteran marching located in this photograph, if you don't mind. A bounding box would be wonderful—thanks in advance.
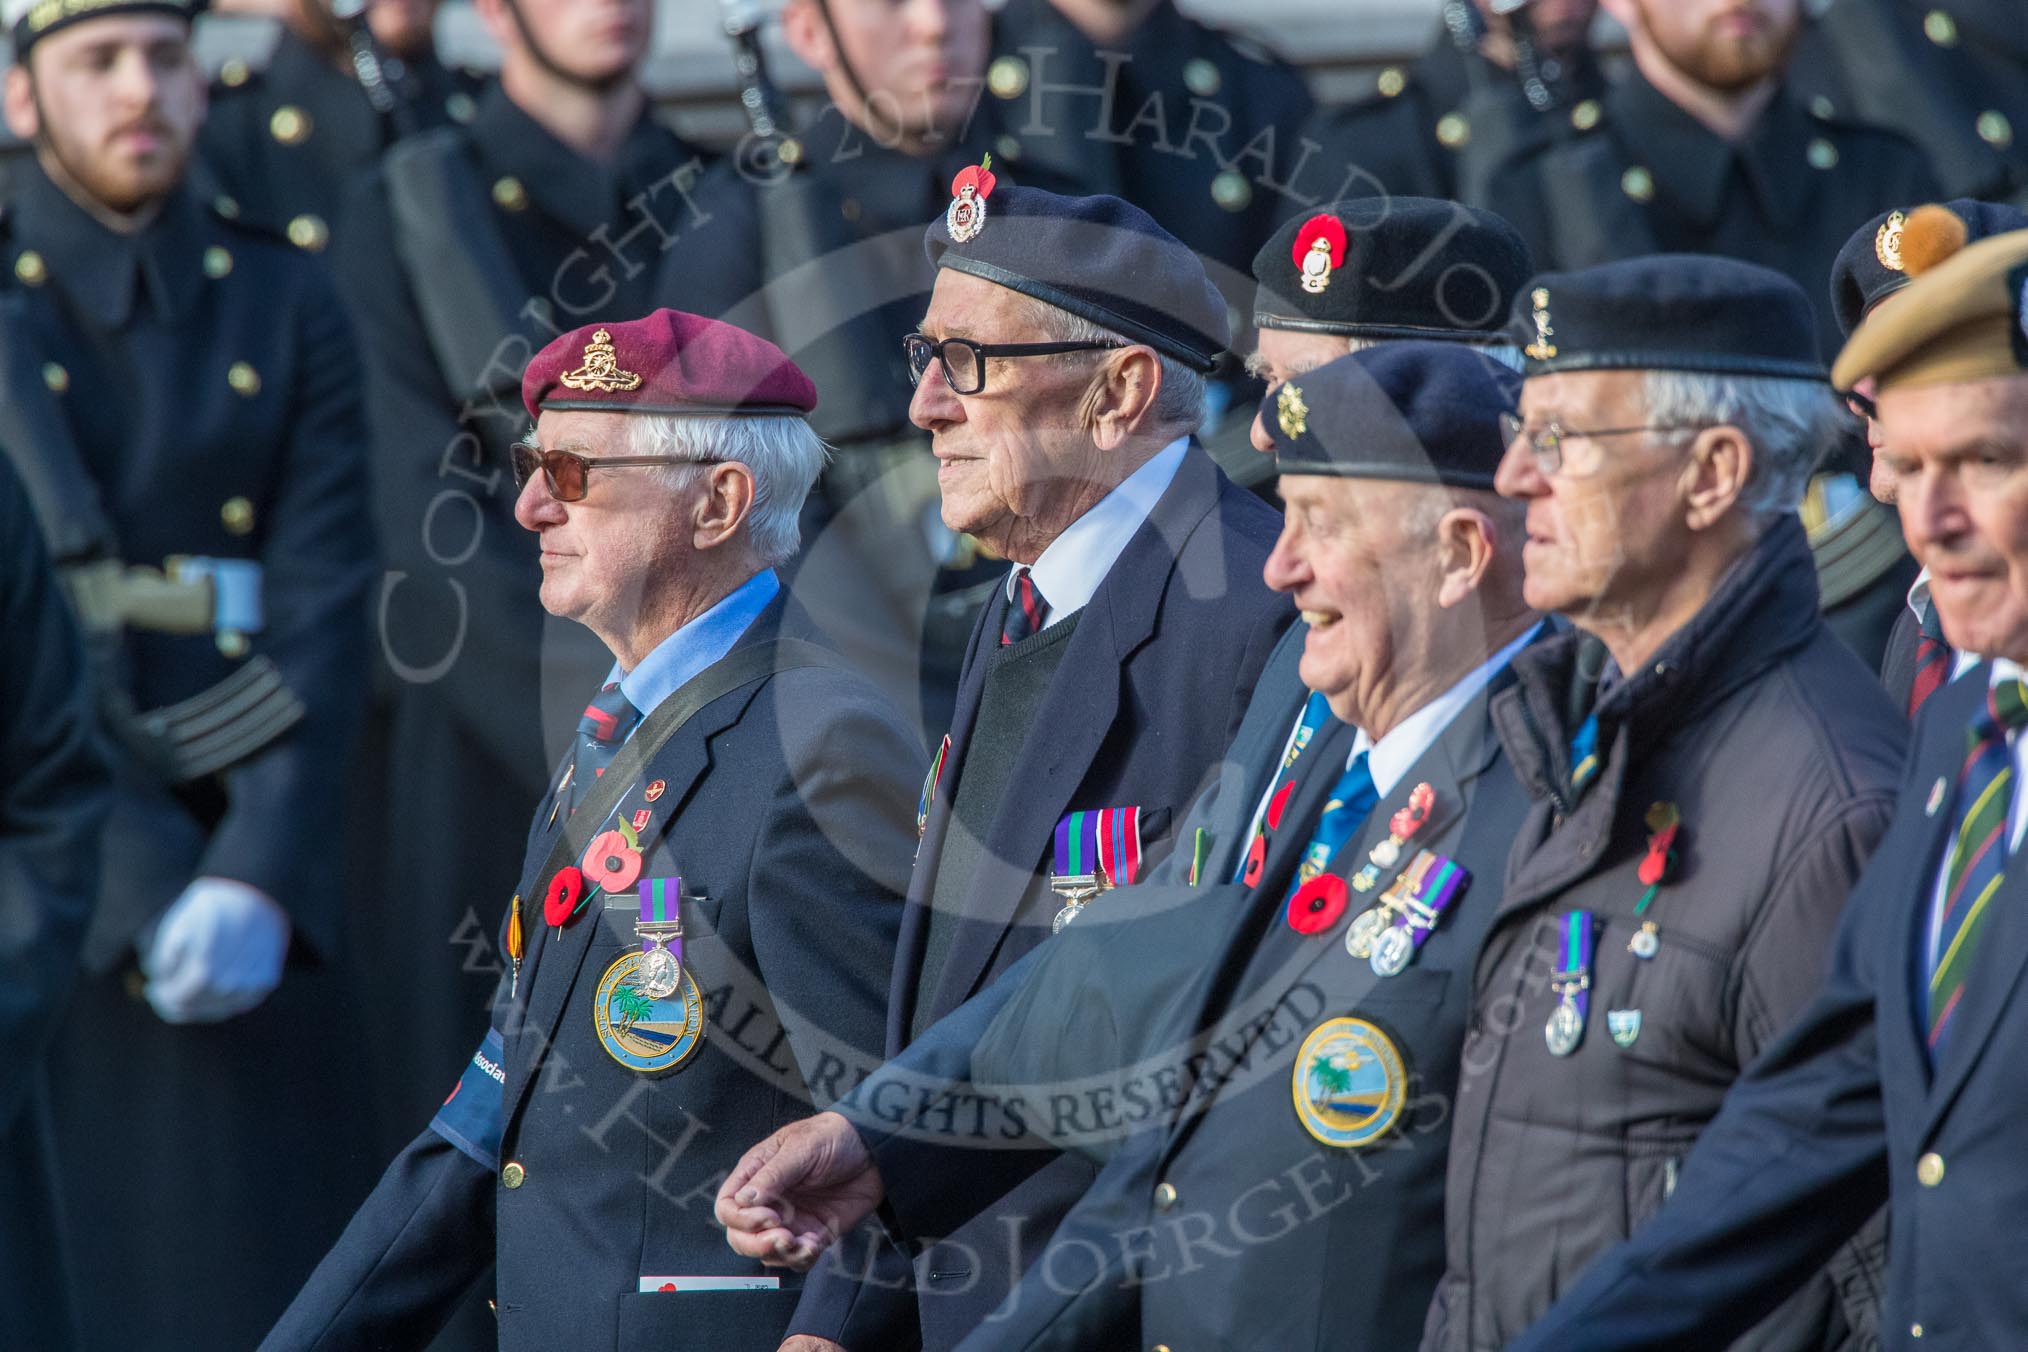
[0,0,378,1340]
[1421,256,1908,1352]
[1827,198,2028,713]
[779,177,1292,1352]
[1136,196,1536,898]
[1506,210,2028,1352]
[718,342,1545,1352]
[262,312,921,1352]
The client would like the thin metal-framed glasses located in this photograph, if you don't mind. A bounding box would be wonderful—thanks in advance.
[1498,412,1705,475]
[903,333,1124,395]
[510,442,726,502]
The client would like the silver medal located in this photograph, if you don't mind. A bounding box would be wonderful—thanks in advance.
[1052,901,1085,934]
[1629,924,1660,961]
[1345,906,1388,959]
[1370,923,1414,977]
[1545,997,1584,1057]
[637,943,681,1000]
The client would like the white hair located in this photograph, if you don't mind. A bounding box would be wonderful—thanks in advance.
[1639,371,1842,522]
[626,413,830,567]
[1016,297,1209,433]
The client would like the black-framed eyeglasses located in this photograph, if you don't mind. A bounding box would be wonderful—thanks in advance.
[1498,412,1706,476]
[510,443,726,503]
[1843,388,1879,423]
[902,333,1124,395]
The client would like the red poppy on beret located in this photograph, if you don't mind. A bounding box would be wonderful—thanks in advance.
[522,309,819,421]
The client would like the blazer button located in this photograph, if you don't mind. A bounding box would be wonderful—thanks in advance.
[1151,1344,1173,1352]
[1911,1323,1924,1338]
[501,1161,526,1189]
[1153,1181,1178,1212]
[1916,1152,1944,1187]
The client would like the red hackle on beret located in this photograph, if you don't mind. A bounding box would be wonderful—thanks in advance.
[521,309,819,421]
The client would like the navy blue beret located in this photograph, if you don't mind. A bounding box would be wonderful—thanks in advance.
[924,172,1229,373]
[1510,255,1824,380]
[1266,341,1521,490]
[1253,198,1534,341]
[1830,198,2028,338]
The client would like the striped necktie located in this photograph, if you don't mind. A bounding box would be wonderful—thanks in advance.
[1908,606,1954,717]
[565,682,641,815]
[1001,567,1047,646]
[1928,677,2028,1056]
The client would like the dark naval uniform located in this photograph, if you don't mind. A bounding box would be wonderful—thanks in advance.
[0,159,377,1347]
[1790,0,2028,204]
[200,26,482,254]
[332,81,754,1162]
[0,459,108,1352]
[981,0,1313,320]
[1292,0,1607,213]
[264,312,921,1352]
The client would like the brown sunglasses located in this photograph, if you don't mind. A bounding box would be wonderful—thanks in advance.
[510,443,727,503]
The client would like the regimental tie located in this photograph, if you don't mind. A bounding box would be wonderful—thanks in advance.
[1001,567,1048,646]
[1568,712,1602,798]
[560,682,642,818]
[1929,677,2028,1058]
[1235,691,1334,886]
[1908,605,1953,717]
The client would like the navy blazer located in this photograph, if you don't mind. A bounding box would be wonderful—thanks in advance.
[800,444,1290,1350]
[261,598,920,1352]
[829,656,1539,1352]
[1507,665,2026,1352]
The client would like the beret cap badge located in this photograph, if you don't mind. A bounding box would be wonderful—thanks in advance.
[946,155,997,245]
[1876,210,1908,273]
[1277,382,1309,440]
[1292,214,1349,295]
[1524,288,1558,361]
[559,328,643,394]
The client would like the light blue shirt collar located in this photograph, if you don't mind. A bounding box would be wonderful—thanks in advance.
[612,569,780,725]
[1013,436,1189,626]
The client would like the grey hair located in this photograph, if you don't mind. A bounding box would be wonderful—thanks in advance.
[626,413,830,567]
[1638,371,1841,521]
[1015,296,1209,433]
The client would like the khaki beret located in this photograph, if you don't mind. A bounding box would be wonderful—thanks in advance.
[1832,206,2028,394]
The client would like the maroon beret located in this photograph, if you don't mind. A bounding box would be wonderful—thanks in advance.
[521,310,818,421]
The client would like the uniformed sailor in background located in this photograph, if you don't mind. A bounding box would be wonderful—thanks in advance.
[1424,255,1904,1352]
[1295,0,1606,213]
[198,0,481,254]
[0,459,109,1352]
[331,0,754,1175]
[1825,198,2028,714]
[0,0,376,1343]
[264,309,919,1352]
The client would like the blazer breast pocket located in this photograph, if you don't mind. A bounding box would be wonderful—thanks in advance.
[612,1286,804,1351]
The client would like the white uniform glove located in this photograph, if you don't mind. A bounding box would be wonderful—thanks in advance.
[142,877,291,1024]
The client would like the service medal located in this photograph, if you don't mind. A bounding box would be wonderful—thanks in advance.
[1628,922,1660,961]
[592,951,704,1075]
[1545,997,1584,1057]
[1369,923,1414,977]
[1344,905,1389,959]
[637,941,681,1000]
[1051,900,1086,933]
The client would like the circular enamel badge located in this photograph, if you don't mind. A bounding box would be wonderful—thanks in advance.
[1291,1017,1407,1149]
[593,951,704,1075]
